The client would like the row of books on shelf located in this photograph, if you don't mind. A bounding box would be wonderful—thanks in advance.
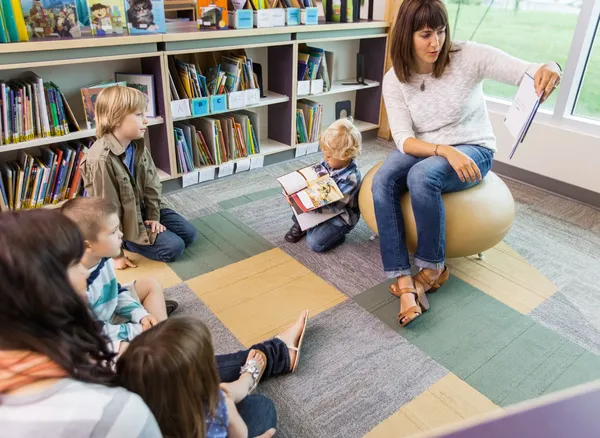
[0,140,88,212]
[0,73,80,146]
[298,46,333,92]
[296,99,322,144]
[0,71,157,146]
[174,110,260,173]
[0,0,167,43]
[168,53,262,101]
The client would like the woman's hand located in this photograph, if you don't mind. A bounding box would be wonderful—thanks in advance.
[534,64,561,103]
[439,146,482,183]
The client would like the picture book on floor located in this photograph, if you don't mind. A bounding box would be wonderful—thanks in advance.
[0,139,89,211]
[124,0,165,34]
[81,81,126,130]
[115,73,156,117]
[0,73,80,145]
[277,163,344,215]
[20,0,82,39]
[87,0,127,35]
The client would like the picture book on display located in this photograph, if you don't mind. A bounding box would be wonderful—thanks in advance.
[1,0,30,42]
[124,0,165,34]
[115,73,156,118]
[20,0,82,39]
[88,0,127,35]
[81,81,126,130]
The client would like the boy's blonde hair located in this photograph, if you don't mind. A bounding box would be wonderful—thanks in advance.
[319,117,362,160]
[61,196,118,241]
[95,86,146,138]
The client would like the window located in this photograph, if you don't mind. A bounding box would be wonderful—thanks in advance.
[445,0,581,109]
[573,20,600,119]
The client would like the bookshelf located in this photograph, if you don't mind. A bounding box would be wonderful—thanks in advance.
[0,20,388,205]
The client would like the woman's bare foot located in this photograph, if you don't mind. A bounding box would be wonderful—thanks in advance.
[240,350,266,390]
[397,276,418,326]
[277,310,308,371]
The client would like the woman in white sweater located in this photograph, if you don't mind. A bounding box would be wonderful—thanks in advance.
[374,0,561,326]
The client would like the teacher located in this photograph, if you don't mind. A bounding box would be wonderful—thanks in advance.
[373,0,561,326]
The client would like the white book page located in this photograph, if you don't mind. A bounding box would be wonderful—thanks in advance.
[277,172,307,195]
[293,208,342,231]
[504,74,540,139]
[296,191,314,210]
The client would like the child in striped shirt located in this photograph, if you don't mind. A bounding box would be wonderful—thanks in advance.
[62,196,173,353]
[285,118,363,252]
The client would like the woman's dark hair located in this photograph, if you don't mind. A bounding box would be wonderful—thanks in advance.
[117,317,221,438]
[390,0,453,82]
[0,210,116,384]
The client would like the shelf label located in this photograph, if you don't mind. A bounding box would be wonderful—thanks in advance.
[307,142,319,154]
[236,158,251,172]
[199,167,215,182]
[182,170,199,188]
[250,155,264,170]
[218,162,235,178]
[295,144,308,157]
[171,99,191,119]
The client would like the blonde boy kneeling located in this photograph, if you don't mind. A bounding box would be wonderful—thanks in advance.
[285,118,362,252]
[62,197,176,353]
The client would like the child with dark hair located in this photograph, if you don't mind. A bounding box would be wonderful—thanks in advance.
[0,210,161,437]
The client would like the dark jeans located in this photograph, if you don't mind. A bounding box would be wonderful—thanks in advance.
[216,338,288,436]
[372,145,494,277]
[292,215,354,253]
[123,208,197,262]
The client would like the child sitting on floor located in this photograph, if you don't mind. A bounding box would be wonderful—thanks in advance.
[80,86,197,269]
[117,317,276,438]
[62,196,176,354]
[285,117,363,252]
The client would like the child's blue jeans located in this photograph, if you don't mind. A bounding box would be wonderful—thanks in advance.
[293,215,354,253]
[123,208,197,262]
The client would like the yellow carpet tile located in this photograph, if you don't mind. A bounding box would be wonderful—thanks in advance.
[186,248,347,347]
[447,242,557,314]
[364,373,500,438]
[114,251,182,289]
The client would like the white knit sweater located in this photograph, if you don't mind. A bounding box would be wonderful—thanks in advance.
[382,41,549,153]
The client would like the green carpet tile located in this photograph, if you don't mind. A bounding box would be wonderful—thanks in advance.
[353,275,600,406]
[218,187,282,210]
[168,211,274,281]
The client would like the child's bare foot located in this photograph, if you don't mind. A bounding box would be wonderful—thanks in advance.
[277,310,308,372]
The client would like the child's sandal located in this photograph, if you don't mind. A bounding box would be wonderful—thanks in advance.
[240,350,267,394]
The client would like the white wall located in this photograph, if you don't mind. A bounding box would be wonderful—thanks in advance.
[490,109,600,194]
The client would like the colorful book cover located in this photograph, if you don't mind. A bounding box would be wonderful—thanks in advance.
[197,0,227,29]
[125,0,165,34]
[21,0,81,39]
[88,0,127,35]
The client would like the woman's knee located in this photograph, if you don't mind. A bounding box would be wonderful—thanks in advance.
[407,159,445,190]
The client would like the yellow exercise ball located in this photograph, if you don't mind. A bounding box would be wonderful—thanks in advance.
[358,162,515,258]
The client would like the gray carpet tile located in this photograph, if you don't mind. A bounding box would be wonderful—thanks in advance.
[164,283,244,355]
[257,300,447,438]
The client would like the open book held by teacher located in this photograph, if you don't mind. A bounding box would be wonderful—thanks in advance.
[504,73,541,159]
[277,163,344,231]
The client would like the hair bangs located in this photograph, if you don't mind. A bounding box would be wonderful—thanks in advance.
[412,1,448,32]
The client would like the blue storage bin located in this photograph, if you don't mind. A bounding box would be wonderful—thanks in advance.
[210,94,228,113]
[191,97,209,116]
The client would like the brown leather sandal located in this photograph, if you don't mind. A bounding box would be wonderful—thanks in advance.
[389,281,429,327]
[414,267,450,293]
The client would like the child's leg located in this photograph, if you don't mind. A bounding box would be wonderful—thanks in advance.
[123,230,185,263]
[284,215,306,243]
[159,208,197,247]
[132,277,168,321]
[305,218,353,253]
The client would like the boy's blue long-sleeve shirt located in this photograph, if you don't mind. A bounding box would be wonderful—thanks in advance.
[316,160,362,226]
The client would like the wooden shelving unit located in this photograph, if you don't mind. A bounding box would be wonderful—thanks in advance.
[0,20,389,200]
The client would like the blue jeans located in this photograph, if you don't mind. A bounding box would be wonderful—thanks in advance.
[123,208,197,262]
[372,145,494,278]
[216,339,286,437]
[294,215,354,252]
